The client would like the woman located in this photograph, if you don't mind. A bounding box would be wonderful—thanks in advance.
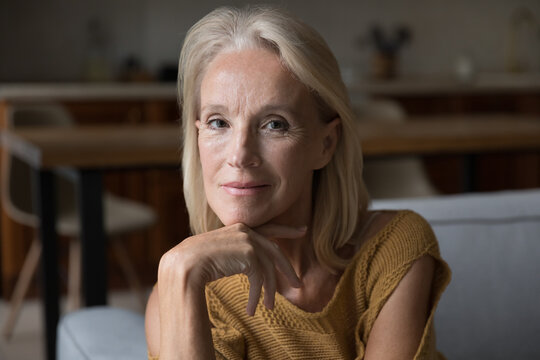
[146,5,450,360]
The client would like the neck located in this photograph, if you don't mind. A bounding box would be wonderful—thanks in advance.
[273,227,342,312]
[273,230,316,278]
[269,181,316,278]
[266,176,335,294]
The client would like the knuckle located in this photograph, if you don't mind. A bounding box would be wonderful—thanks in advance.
[236,223,252,236]
[234,223,249,233]
[238,231,250,243]
[242,262,252,275]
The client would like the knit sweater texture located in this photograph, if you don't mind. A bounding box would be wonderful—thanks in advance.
[150,210,451,359]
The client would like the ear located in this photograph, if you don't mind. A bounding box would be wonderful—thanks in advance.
[195,120,201,129]
[314,117,341,170]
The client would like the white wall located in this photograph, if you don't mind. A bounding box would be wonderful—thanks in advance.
[1,0,539,82]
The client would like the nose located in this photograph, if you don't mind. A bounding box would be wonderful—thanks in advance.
[226,126,261,168]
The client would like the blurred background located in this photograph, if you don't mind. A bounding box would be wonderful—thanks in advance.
[0,1,539,358]
[1,0,539,82]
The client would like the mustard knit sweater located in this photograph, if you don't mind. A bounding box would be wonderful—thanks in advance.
[151,210,451,359]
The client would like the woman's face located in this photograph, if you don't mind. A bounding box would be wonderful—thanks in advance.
[197,48,338,228]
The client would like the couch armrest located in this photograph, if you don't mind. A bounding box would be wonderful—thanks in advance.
[57,306,147,360]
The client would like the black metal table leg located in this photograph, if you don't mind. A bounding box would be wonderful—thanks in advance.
[32,169,58,360]
[462,154,477,192]
[78,170,107,306]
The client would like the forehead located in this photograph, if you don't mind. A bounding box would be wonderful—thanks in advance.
[199,48,315,113]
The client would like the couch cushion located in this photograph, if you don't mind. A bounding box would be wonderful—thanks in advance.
[57,306,146,360]
[372,189,540,360]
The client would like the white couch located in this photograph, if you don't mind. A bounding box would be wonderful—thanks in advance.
[57,189,540,359]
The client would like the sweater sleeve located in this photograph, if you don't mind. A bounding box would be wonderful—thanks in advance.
[356,211,451,360]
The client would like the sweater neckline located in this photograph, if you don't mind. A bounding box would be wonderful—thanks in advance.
[273,210,407,318]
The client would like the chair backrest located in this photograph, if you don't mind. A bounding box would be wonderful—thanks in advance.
[355,98,439,199]
[354,98,407,124]
[1,103,76,228]
[372,190,540,359]
[6,103,74,128]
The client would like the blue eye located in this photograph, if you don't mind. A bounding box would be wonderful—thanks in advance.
[207,119,228,129]
[264,119,289,131]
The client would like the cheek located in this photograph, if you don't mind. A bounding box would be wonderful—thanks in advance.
[198,139,211,169]
[198,143,222,200]
[268,132,321,169]
[265,140,315,180]
[198,135,226,174]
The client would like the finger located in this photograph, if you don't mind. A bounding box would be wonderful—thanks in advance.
[257,253,277,310]
[250,231,302,288]
[254,223,307,239]
[246,263,264,316]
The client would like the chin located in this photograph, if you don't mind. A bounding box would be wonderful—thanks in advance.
[217,207,272,228]
[220,215,268,228]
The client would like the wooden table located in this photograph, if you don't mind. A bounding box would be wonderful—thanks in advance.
[1,115,540,359]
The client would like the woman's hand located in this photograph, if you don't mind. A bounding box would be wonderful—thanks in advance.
[148,223,305,359]
[158,222,305,315]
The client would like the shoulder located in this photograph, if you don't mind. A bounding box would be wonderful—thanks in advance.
[350,210,437,260]
[368,210,438,259]
[351,210,441,292]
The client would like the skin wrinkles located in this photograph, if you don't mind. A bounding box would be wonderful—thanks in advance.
[197,48,335,233]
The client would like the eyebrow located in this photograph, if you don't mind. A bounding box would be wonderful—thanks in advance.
[200,104,228,115]
[259,104,300,118]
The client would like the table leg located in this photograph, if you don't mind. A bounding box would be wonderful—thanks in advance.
[32,169,58,360]
[462,154,477,192]
[78,170,108,306]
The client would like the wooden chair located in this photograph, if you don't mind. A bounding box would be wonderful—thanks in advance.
[1,103,157,339]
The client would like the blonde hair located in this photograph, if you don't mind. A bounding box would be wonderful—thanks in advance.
[179,5,369,271]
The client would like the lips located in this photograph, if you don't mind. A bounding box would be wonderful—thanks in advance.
[221,181,270,196]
